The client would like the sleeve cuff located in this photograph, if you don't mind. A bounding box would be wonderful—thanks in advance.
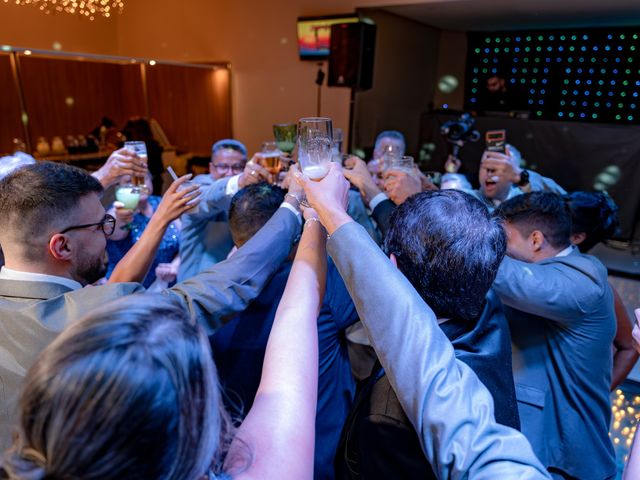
[225,174,241,196]
[369,192,389,211]
[279,202,302,225]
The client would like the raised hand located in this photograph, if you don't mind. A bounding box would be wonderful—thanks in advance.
[343,156,383,205]
[92,147,148,188]
[154,175,201,225]
[382,169,422,205]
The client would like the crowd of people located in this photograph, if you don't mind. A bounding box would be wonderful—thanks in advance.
[0,127,638,480]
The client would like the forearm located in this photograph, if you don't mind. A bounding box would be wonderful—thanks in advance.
[612,349,639,390]
[611,286,639,389]
[327,222,548,479]
[109,215,168,283]
[229,220,326,480]
[166,207,300,334]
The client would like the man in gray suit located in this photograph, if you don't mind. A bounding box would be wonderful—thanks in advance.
[493,192,616,479]
[296,163,550,479]
[0,161,302,449]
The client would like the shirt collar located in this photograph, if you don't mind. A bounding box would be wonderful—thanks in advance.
[555,245,576,258]
[0,267,83,291]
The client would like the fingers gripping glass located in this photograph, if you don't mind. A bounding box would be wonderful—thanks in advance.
[59,214,116,237]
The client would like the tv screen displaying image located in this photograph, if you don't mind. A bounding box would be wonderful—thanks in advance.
[297,14,359,60]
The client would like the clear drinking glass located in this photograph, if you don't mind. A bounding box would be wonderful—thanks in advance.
[297,117,333,181]
[259,141,283,183]
[384,155,415,174]
[124,141,148,190]
[273,123,297,155]
[115,182,141,210]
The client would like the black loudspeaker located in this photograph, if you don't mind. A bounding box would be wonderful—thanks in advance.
[328,22,376,91]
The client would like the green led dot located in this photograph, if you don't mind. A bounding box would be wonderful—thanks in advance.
[504,47,510,52]
[482,68,488,73]
[533,68,539,73]
[621,34,626,40]
[535,58,541,62]
[532,79,537,84]
[569,112,575,118]
[596,91,602,96]
[616,114,622,120]
[627,69,632,74]
[536,46,542,52]
[521,79,526,84]
[506,37,511,42]
[568,58,574,63]
[475,48,481,54]
[591,57,597,62]
[524,58,529,62]
[601,68,607,74]
[525,47,531,52]
[538,35,544,41]
[536,111,542,116]
[594,102,600,107]
[560,100,566,105]
[472,88,478,93]
[628,115,634,120]
[496,38,501,43]
[564,79,570,84]
[624,80,630,86]
[485,37,491,43]
[483,58,489,63]
[569,46,575,51]
[599,80,605,85]
[634,34,639,40]
[571,35,577,40]
[522,68,528,73]
[619,103,624,108]
[494,47,500,53]
[560,35,566,41]
[526,36,532,41]
[592,113,598,119]
[632,46,637,51]
[629,57,634,62]
[622,92,627,97]
[472,78,478,83]
[562,90,567,95]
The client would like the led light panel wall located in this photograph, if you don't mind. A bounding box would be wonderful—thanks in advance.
[465,28,640,124]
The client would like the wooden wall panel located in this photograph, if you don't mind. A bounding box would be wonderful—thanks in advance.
[19,56,145,146]
[147,64,231,156]
[0,54,25,155]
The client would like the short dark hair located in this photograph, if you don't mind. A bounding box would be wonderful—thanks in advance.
[228,182,285,247]
[0,162,102,257]
[211,139,248,160]
[385,190,507,320]
[495,192,572,250]
[565,191,619,253]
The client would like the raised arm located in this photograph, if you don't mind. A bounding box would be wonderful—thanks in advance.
[109,176,199,283]
[299,163,549,479]
[166,181,303,334]
[493,255,608,323]
[226,210,327,480]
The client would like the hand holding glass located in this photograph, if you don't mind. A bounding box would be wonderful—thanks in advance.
[298,117,333,181]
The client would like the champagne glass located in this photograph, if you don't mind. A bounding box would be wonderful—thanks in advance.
[297,117,333,181]
[259,141,283,183]
[124,141,148,191]
[273,123,297,155]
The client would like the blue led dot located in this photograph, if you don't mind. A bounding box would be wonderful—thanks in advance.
[528,99,534,105]
[605,46,611,51]
[589,69,594,74]
[558,112,564,117]
[583,35,589,40]
[547,46,553,52]
[593,46,599,51]
[558,46,564,52]
[561,90,567,95]
[530,88,536,94]
[580,113,586,118]
[542,79,548,84]
[576,80,581,85]
[582,101,588,107]
[560,100,566,106]
[585,91,590,96]
[611,80,616,85]
[539,100,544,105]
[514,47,520,52]
[511,79,516,84]
[470,98,477,103]
[515,36,521,42]
[634,92,639,97]
[616,58,622,62]
[581,46,587,52]
[586,80,592,85]
[540,89,546,94]
[606,102,612,107]
[573,90,579,95]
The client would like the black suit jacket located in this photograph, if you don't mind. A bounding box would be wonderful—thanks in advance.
[335,289,520,479]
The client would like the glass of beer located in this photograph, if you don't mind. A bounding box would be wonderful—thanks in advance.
[259,141,283,183]
[384,155,416,175]
[124,141,148,190]
[273,123,297,155]
[297,117,333,181]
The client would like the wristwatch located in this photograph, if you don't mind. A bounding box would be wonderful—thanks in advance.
[516,169,530,187]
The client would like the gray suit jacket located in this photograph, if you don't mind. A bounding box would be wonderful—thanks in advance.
[328,221,549,479]
[178,174,234,282]
[493,251,617,479]
[0,207,300,450]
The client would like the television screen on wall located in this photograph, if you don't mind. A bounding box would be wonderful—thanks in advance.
[297,14,359,60]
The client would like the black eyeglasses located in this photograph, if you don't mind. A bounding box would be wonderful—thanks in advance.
[59,214,116,237]
[212,163,245,174]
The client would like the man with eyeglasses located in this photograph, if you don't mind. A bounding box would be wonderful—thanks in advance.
[0,161,303,448]
[178,139,272,281]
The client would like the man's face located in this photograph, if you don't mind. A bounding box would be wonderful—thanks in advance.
[373,137,404,161]
[65,193,109,285]
[210,148,246,180]
[367,159,384,188]
[486,76,505,93]
[503,221,535,263]
[478,164,512,201]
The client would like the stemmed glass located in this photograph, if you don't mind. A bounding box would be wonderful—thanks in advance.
[273,123,298,155]
[297,117,333,181]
